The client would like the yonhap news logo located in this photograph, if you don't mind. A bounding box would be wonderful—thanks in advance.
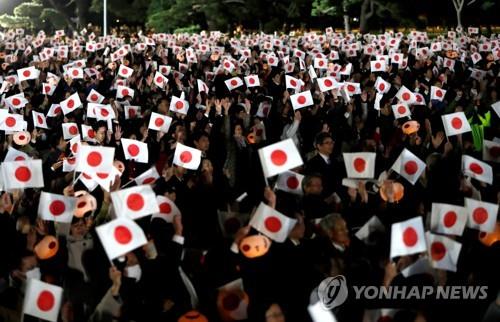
[317,275,488,309]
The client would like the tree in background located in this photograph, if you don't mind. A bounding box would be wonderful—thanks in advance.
[0,0,68,30]
[90,0,150,25]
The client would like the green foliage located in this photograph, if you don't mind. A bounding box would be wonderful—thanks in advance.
[174,24,201,34]
[0,0,44,29]
[40,8,67,29]
[13,1,43,17]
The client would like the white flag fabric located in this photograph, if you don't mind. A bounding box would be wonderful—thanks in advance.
[32,111,49,129]
[395,85,416,105]
[370,60,386,72]
[426,232,462,272]
[0,114,25,132]
[375,77,391,94]
[111,185,159,220]
[308,301,337,322]
[116,85,135,99]
[121,138,148,163]
[430,203,467,236]
[38,192,76,223]
[134,167,160,185]
[462,155,493,184]
[275,171,304,195]
[391,148,426,185]
[62,123,80,140]
[225,77,244,91]
[169,95,189,115]
[118,64,134,78]
[60,93,82,115]
[465,198,499,232]
[483,140,500,163]
[249,202,297,243]
[317,77,338,92]
[2,159,44,190]
[4,147,30,162]
[87,89,105,103]
[285,75,301,91]
[431,86,446,101]
[17,66,40,81]
[390,216,427,258]
[67,67,83,79]
[75,145,115,174]
[173,143,202,170]
[290,91,313,110]
[152,196,181,223]
[153,71,168,88]
[96,216,148,260]
[148,112,172,133]
[23,278,63,322]
[392,103,411,119]
[5,94,28,109]
[258,138,303,178]
[244,75,260,87]
[197,79,210,92]
[441,112,471,137]
[343,152,376,179]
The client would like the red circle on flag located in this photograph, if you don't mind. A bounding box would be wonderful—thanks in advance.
[67,158,76,165]
[23,70,31,77]
[122,89,129,97]
[12,98,21,106]
[286,176,299,189]
[297,95,306,105]
[379,83,385,91]
[430,241,446,261]
[114,225,132,244]
[416,95,423,103]
[87,152,103,167]
[249,77,256,85]
[347,84,355,92]
[69,125,78,135]
[175,101,184,110]
[375,62,381,69]
[290,79,297,87]
[269,58,275,64]
[90,94,98,101]
[222,293,240,311]
[128,144,140,157]
[72,69,79,77]
[49,200,66,216]
[264,216,282,233]
[436,90,443,98]
[155,117,164,127]
[82,173,92,180]
[54,107,62,114]
[469,162,483,175]
[404,161,418,175]
[161,67,167,74]
[36,115,43,124]
[270,149,287,166]
[451,117,462,129]
[472,207,488,224]
[143,177,156,184]
[6,116,16,127]
[88,129,95,138]
[129,109,136,118]
[67,99,75,109]
[180,151,192,163]
[156,77,163,84]
[397,105,407,115]
[353,158,366,173]
[394,55,400,62]
[119,50,124,55]
[230,79,238,86]
[126,193,144,211]
[100,109,109,117]
[443,211,457,228]
[15,156,25,161]
[15,166,31,182]
[122,68,129,75]
[402,93,411,101]
[45,86,51,93]
[402,227,418,247]
[224,62,230,68]
[96,173,109,179]
[71,143,78,154]
[319,60,324,66]
[160,202,172,214]
[324,79,333,87]
[37,290,55,312]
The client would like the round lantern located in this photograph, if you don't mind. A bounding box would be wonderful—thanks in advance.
[379,181,404,202]
[34,235,59,260]
[479,223,500,247]
[73,190,97,218]
[239,235,271,259]
[402,121,420,135]
[178,310,208,322]
[13,131,31,145]
[217,289,249,321]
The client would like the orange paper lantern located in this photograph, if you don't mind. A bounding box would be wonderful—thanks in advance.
[239,235,271,259]
[13,131,31,146]
[479,223,500,247]
[217,289,249,321]
[402,121,420,135]
[379,181,405,202]
[34,235,59,260]
[73,190,97,218]
[178,310,208,322]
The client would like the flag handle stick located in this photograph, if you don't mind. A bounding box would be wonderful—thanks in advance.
[263,176,269,187]
[121,179,134,188]
[72,171,77,184]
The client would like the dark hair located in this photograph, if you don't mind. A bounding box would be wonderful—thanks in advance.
[192,131,209,143]
[314,132,332,147]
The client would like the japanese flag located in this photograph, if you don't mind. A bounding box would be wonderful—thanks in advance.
[426,232,462,272]
[152,196,181,223]
[244,75,260,88]
[225,77,244,91]
[116,85,135,99]
[23,279,62,322]
[462,155,493,184]
[222,60,235,73]
[125,106,141,119]
[285,75,301,91]
[173,143,202,170]
[5,147,30,162]
[76,145,115,174]
[32,111,48,129]
[344,82,361,96]
[375,77,391,93]
[81,124,96,142]
[431,86,446,101]
[442,112,471,137]
[153,71,168,88]
[134,166,160,185]
[0,114,25,132]
[414,92,426,106]
[290,91,313,110]
[17,66,40,81]
[275,171,304,195]
[62,123,80,140]
[68,135,81,155]
[60,93,82,115]
[111,185,159,220]
[42,83,56,96]
[148,112,172,133]
[390,216,427,258]
[78,172,98,192]
[47,104,62,117]
[483,140,500,163]
[391,148,426,185]
[370,60,386,72]
[67,67,83,79]
[96,216,148,260]
[396,85,416,104]
[197,79,210,93]
[118,64,133,78]
[471,52,482,64]
[343,152,376,179]
[87,89,104,103]
[430,203,467,236]
[121,138,148,163]
[317,77,337,92]
[169,95,189,115]
[444,58,455,71]
[5,94,28,109]
[2,159,44,190]
[465,198,498,232]
[258,138,303,178]
[63,157,77,172]
[250,202,297,243]
[392,103,411,119]
[314,57,328,69]
[38,192,76,223]
[159,65,171,75]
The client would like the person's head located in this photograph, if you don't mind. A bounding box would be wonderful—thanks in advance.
[94,121,108,144]
[193,131,210,153]
[288,213,305,240]
[320,213,350,247]
[70,217,90,239]
[173,124,186,142]
[314,132,334,155]
[265,303,285,322]
[302,174,323,195]
[19,251,38,273]
[201,158,213,174]
[233,123,243,137]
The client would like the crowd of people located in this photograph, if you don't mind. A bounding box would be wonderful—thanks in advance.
[0,25,499,322]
